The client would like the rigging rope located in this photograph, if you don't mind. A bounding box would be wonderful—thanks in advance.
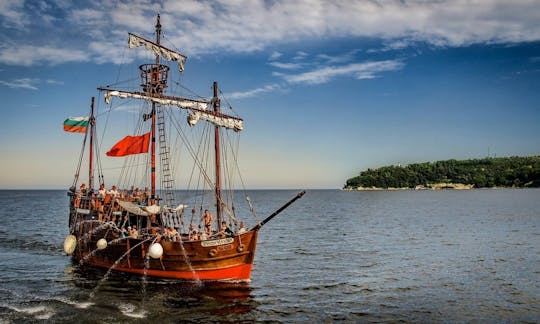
[92,55,255,231]
[71,125,89,189]
[172,80,208,101]
[224,123,259,222]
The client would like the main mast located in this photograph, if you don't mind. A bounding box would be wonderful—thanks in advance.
[150,14,163,202]
[143,14,168,204]
[213,82,222,225]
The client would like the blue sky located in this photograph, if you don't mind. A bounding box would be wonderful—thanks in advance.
[1,0,539,189]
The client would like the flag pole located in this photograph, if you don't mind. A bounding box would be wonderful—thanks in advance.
[89,97,95,191]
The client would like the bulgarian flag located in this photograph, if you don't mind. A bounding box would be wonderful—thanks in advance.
[63,116,89,133]
[106,132,151,157]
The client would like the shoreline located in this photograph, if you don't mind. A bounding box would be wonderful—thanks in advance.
[342,183,536,191]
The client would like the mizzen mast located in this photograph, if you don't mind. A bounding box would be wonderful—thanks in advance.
[213,81,223,225]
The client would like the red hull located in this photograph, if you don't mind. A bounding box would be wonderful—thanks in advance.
[87,261,253,281]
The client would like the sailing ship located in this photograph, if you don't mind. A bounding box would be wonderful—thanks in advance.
[63,15,304,281]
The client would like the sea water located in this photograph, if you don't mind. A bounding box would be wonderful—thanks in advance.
[0,189,538,322]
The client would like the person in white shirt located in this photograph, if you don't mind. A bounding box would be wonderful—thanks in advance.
[237,221,246,234]
[107,185,119,198]
[97,183,106,198]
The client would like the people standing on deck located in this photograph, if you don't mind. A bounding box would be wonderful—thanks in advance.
[97,183,106,198]
[74,183,87,208]
[168,226,179,242]
[143,187,150,204]
[94,183,105,220]
[202,209,213,235]
[188,224,199,241]
[107,185,119,198]
[134,188,143,203]
[237,221,246,234]
[163,226,170,238]
[79,183,87,195]
[129,225,138,239]
[120,226,127,238]
[217,221,234,238]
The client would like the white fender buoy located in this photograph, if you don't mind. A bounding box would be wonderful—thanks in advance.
[149,243,163,259]
[63,235,77,255]
[96,238,107,250]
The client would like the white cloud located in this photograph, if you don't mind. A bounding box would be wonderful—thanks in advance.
[367,40,414,53]
[70,8,105,26]
[0,45,89,66]
[163,0,215,20]
[0,0,27,29]
[0,77,65,90]
[1,0,540,67]
[293,51,309,61]
[110,2,160,33]
[46,79,64,85]
[88,41,136,65]
[269,51,282,60]
[0,78,39,90]
[281,60,405,85]
[268,61,303,70]
[316,50,361,64]
[160,0,540,55]
[225,84,281,99]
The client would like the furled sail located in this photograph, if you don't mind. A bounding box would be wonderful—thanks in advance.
[128,33,186,72]
[116,200,150,216]
[104,90,208,110]
[187,111,243,131]
[102,89,244,131]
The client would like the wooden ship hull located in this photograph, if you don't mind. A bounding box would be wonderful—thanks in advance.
[75,234,258,281]
[68,197,258,281]
[66,190,304,281]
[82,233,257,281]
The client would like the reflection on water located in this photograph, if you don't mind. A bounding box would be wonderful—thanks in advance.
[64,264,256,321]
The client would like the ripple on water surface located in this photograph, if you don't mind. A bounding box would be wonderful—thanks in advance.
[0,189,539,322]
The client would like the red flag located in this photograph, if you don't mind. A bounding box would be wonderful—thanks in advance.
[106,132,151,157]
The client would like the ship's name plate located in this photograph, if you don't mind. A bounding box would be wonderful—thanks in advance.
[201,237,234,247]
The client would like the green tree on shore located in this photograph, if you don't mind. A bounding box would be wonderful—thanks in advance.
[344,156,540,189]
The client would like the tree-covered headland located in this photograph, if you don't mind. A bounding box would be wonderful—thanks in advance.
[344,156,540,190]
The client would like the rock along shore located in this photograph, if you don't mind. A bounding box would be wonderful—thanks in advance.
[344,183,475,191]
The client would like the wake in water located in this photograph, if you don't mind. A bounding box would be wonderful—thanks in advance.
[3,304,55,320]
[117,303,148,319]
